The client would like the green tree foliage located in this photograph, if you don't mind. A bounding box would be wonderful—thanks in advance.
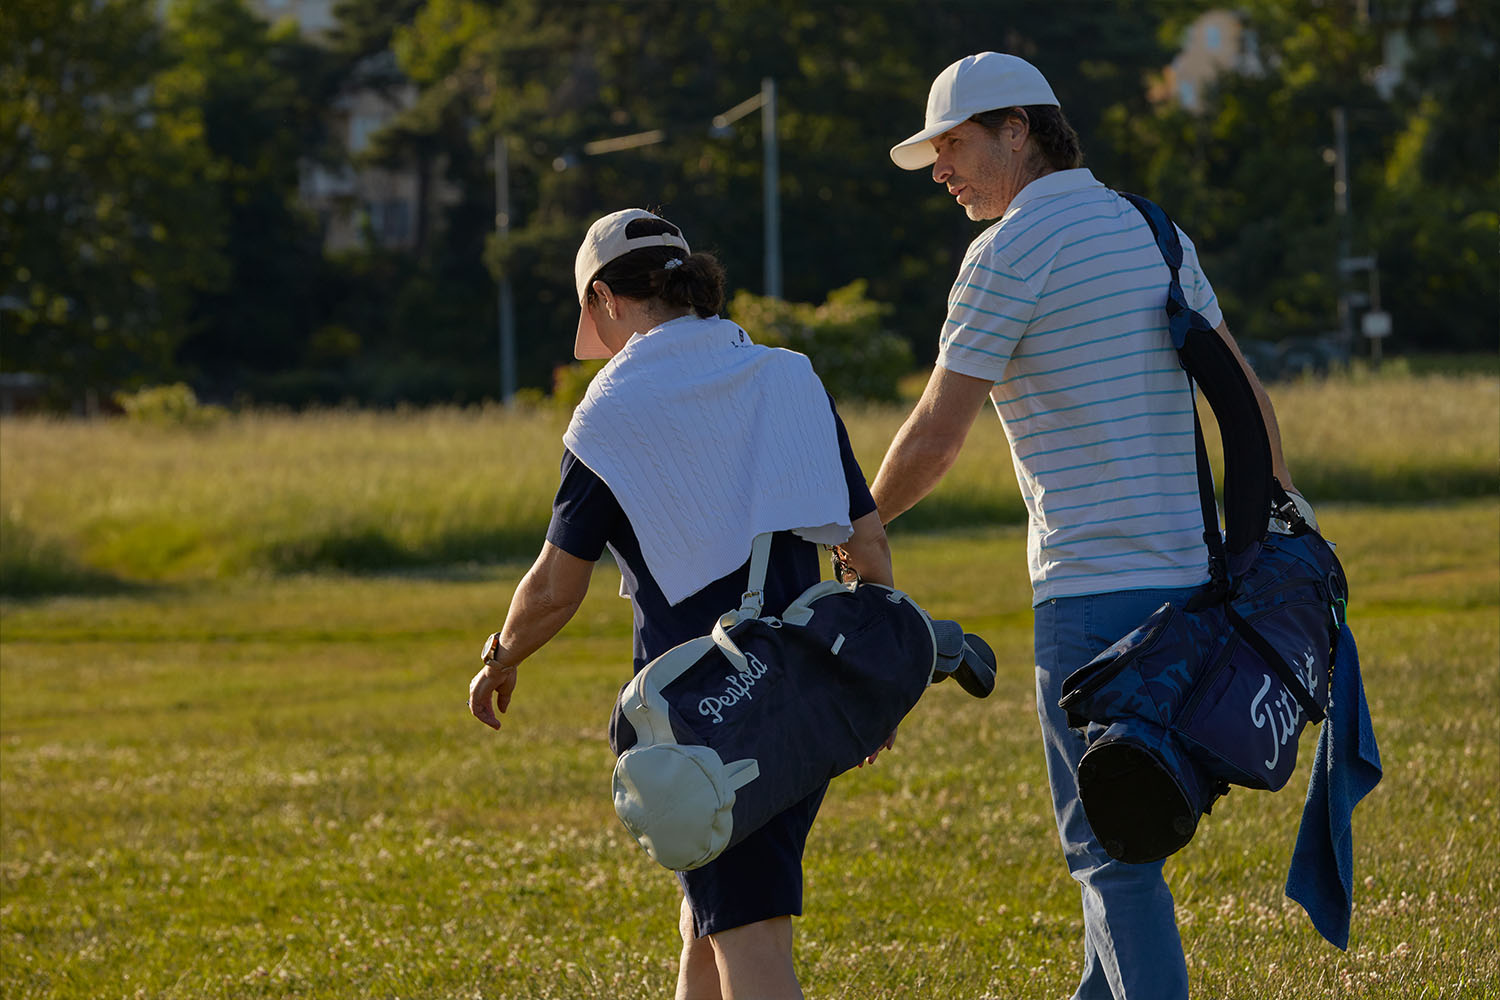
[384,0,1173,388]
[0,0,225,399]
[729,281,912,403]
[1110,0,1496,350]
[316,0,501,406]
[6,1,1489,408]
[159,0,341,393]
[1369,1,1498,352]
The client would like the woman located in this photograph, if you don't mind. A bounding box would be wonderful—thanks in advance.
[467,208,894,1000]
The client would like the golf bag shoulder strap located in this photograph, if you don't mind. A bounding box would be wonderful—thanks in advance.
[1119,191,1282,572]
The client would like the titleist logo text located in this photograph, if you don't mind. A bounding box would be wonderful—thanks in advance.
[1250,650,1318,771]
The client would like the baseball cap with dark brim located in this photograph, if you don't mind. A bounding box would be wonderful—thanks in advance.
[573,208,691,360]
[889,52,1060,171]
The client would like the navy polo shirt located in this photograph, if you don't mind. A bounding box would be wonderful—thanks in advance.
[546,399,877,673]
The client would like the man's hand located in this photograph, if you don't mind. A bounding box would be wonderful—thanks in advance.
[1271,488,1319,535]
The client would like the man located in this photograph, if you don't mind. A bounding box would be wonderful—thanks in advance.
[871,53,1301,1000]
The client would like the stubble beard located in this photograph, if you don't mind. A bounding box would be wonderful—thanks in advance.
[963,197,1004,222]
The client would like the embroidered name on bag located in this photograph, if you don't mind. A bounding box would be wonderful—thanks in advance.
[1250,649,1318,771]
[698,652,771,724]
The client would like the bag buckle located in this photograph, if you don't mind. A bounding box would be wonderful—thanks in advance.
[732,588,763,623]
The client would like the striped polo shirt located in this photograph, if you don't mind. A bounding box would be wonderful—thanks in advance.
[937,168,1223,604]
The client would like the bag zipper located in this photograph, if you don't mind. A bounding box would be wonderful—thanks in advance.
[1173,633,1240,726]
[1059,604,1177,710]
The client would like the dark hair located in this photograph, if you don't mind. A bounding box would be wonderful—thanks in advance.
[585,217,726,318]
[969,104,1083,172]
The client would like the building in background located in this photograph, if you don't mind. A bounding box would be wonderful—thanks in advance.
[1151,9,1262,112]
[1366,0,1459,98]
[1154,3,1461,113]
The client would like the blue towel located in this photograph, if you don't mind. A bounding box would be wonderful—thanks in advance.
[1285,623,1382,949]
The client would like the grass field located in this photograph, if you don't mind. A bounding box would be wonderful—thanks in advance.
[1,504,1497,999]
[2,364,1499,998]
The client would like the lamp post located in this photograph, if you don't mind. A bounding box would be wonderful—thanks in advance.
[494,134,517,404]
[760,78,781,299]
[711,79,782,298]
[1331,107,1353,351]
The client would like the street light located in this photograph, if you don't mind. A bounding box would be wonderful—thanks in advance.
[709,78,781,298]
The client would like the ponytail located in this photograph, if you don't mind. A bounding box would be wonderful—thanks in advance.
[586,217,727,318]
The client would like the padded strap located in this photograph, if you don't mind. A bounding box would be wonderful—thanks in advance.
[709,614,752,675]
[1191,389,1229,593]
[1121,191,1275,573]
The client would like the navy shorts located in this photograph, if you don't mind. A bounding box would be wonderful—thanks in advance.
[676,781,828,938]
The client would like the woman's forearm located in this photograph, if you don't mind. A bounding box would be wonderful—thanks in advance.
[486,542,594,668]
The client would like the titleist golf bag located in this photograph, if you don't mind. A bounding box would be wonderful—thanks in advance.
[1056,194,1350,865]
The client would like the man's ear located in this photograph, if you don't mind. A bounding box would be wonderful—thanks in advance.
[1006,111,1030,151]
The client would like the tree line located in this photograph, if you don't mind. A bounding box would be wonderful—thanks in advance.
[2,0,1494,409]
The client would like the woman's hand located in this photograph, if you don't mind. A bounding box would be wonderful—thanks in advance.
[464,543,594,732]
[858,728,898,767]
[468,633,519,731]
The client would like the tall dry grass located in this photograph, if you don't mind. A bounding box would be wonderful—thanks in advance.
[1,365,1496,592]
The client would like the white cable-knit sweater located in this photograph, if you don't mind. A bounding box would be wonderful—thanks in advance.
[563,315,852,605]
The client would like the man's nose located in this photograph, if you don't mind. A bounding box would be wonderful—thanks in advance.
[932,158,951,184]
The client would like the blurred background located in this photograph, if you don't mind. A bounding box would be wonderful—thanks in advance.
[2,0,1496,414]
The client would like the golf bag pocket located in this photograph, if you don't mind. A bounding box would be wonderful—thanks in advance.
[1059,530,1347,864]
[610,577,939,871]
[613,743,759,871]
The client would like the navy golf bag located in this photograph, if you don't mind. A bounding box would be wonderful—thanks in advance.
[1056,194,1350,864]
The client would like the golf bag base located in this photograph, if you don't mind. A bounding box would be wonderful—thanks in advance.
[1076,730,1225,864]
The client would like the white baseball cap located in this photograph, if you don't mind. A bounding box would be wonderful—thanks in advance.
[889,52,1060,171]
[573,208,690,360]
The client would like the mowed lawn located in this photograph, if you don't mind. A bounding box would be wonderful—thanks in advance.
[2,500,1497,999]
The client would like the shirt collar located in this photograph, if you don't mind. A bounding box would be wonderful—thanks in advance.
[1002,168,1103,221]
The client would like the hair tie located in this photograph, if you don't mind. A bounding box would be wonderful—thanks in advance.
[663,258,683,270]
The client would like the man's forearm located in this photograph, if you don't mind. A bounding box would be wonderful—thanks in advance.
[493,575,580,666]
[841,510,894,586]
[870,421,960,524]
[870,365,993,524]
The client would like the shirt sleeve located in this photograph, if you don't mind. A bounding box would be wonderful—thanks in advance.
[545,448,622,562]
[829,396,877,522]
[1176,225,1224,329]
[936,243,1038,383]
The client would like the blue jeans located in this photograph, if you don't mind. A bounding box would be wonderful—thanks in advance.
[1034,587,1200,1000]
